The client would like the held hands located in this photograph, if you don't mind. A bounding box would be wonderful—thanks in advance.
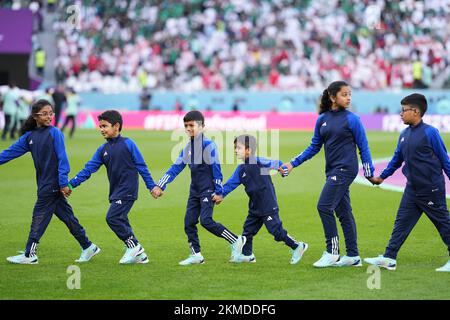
[212,194,224,205]
[60,186,72,198]
[278,163,293,177]
[367,176,384,185]
[151,186,164,199]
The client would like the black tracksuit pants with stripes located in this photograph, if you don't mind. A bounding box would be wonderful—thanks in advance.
[184,192,237,254]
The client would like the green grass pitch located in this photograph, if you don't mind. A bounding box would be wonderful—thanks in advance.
[0,130,449,300]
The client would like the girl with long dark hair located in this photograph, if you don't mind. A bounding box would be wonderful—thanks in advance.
[281,81,374,267]
[0,99,99,264]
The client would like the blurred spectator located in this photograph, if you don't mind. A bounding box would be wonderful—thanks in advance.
[34,47,46,77]
[1,82,19,140]
[139,87,152,110]
[61,88,80,138]
[10,0,447,92]
[52,85,66,127]
[174,98,183,112]
[232,99,240,112]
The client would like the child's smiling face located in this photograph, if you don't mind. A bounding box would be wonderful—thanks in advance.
[184,120,204,138]
[99,120,120,139]
[33,105,54,127]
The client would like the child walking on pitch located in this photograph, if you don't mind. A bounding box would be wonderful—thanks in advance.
[0,99,99,264]
[152,111,246,265]
[365,93,450,272]
[69,110,157,264]
[281,81,375,268]
[213,135,308,264]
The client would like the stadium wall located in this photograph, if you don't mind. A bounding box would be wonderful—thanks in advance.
[79,90,450,114]
[74,111,450,133]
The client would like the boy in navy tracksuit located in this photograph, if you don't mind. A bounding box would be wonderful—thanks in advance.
[365,93,450,272]
[282,81,374,268]
[213,135,308,264]
[69,110,156,264]
[151,111,245,265]
[0,99,99,264]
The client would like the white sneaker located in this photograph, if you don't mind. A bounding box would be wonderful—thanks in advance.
[230,253,256,263]
[313,251,340,268]
[75,243,101,262]
[364,255,397,271]
[435,259,450,272]
[119,244,145,264]
[334,255,362,267]
[230,235,247,260]
[179,252,205,266]
[7,253,38,265]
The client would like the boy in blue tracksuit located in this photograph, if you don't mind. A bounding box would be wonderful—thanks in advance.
[151,111,245,265]
[213,135,308,264]
[0,99,99,264]
[282,81,374,268]
[69,110,156,264]
[365,93,450,272]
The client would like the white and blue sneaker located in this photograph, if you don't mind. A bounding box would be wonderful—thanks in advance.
[230,253,256,263]
[75,243,101,263]
[230,235,247,260]
[364,255,396,270]
[136,251,149,264]
[179,252,205,266]
[313,251,340,268]
[290,242,308,265]
[334,255,362,267]
[119,244,146,264]
[6,253,38,265]
[435,259,450,272]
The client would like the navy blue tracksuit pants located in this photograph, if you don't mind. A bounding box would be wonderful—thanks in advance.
[241,212,298,256]
[185,193,237,254]
[384,187,450,259]
[25,194,91,257]
[106,199,139,246]
[317,173,359,257]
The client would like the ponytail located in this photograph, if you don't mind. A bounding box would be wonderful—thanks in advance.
[319,89,332,114]
[20,116,38,136]
[20,99,53,135]
[318,81,349,114]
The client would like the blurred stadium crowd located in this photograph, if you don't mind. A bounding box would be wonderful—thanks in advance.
[2,0,450,93]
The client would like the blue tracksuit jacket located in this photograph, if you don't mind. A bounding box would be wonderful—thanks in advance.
[380,120,450,194]
[223,156,281,216]
[157,134,223,196]
[290,109,374,178]
[0,126,69,197]
[69,135,156,201]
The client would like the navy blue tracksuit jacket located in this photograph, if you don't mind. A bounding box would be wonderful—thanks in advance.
[223,156,299,255]
[69,135,156,201]
[380,120,450,259]
[0,126,91,256]
[157,134,223,196]
[290,109,374,178]
[289,109,374,256]
[69,135,156,244]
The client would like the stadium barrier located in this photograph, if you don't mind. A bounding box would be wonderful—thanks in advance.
[75,111,450,133]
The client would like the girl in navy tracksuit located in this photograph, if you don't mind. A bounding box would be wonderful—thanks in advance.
[283,81,374,268]
[0,99,98,264]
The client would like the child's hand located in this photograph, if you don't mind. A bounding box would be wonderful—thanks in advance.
[278,163,292,177]
[60,186,72,198]
[367,176,384,185]
[212,194,223,205]
[151,186,164,199]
